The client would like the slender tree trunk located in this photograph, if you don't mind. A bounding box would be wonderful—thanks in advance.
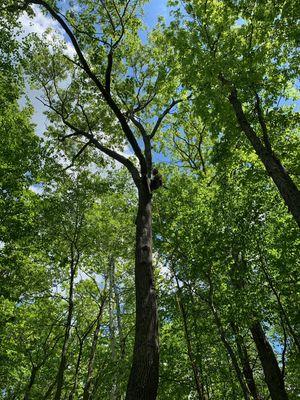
[231,323,261,400]
[210,303,251,400]
[43,379,57,400]
[206,275,251,400]
[125,183,159,400]
[258,248,300,352]
[228,89,300,227]
[225,351,238,400]
[230,252,288,399]
[109,257,118,400]
[113,261,125,358]
[54,258,76,400]
[250,321,288,400]
[174,276,207,400]
[68,339,84,400]
[24,365,38,400]
[82,298,106,400]
[189,291,209,400]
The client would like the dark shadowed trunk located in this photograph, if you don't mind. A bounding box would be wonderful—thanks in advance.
[43,380,57,400]
[250,321,288,400]
[125,181,159,400]
[210,304,251,400]
[207,277,250,400]
[24,365,38,400]
[109,257,118,400]
[257,247,300,352]
[54,251,77,400]
[82,296,106,400]
[231,323,261,400]
[69,319,96,400]
[228,88,300,227]
[68,338,84,400]
[174,276,207,400]
[230,252,289,399]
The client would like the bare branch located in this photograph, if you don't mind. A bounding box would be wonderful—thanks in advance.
[36,96,140,184]
[128,114,147,138]
[150,97,186,139]
[63,140,91,171]
[254,92,272,153]
[100,0,116,32]
[25,0,147,173]
[59,132,81,142]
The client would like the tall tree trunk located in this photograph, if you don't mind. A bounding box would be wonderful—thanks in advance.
[210,304,251,400]
[174,276,207,400]
[68,338,84,400]
[82,297,106,400]
[113,261,125,358]
[69,316,100,400]
[54,255,76,400]
[250,321,289,400]
[231,323,261,400]
[228,88,300,227]
[258,248,300,352]
[207,276,251,400]
[230,251,289,399]
[125,183,159,400]
[24,365,38,400]
[109,257,118,400]
[43,379,57,400]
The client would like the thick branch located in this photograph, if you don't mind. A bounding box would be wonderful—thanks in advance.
[65,126,140,185]
[105,51,113,93]
[64,140,91,170]
[254,92,272,153]
[150,98,185,139]
[25,0,147,173]
[37,96,140,185]
[228,88,266,155]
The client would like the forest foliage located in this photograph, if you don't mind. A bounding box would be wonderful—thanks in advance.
[0,0,299,399]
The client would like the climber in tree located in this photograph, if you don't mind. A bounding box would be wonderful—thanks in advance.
[150,168,163,191]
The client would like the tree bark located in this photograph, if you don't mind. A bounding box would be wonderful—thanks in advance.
[174,276,207,400]
[82,297,106,400]
[250,321,288,400]
[257,248,300,352]
[125,182,159,400]
[24,365,38,400]
[113,261,125,358]
[69,334,86,400]
[210,305,251,400]
[109,257,118,400]
[231,323,261,400]
[54,251,77,400]
[230,252,288,399]
[207,276,251,400]
[229,89,300,227]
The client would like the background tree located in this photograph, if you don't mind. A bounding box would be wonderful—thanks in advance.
[163,0,300,226]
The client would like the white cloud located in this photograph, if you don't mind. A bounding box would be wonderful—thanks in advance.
[19,5,60,37]
[18,5,75,56]
[18,6,75,136]
[17,6,134,167]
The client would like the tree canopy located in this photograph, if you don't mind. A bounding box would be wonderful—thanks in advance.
[0,1,299,399]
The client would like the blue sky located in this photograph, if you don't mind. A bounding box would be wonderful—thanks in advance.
[20,0,172,135]
[143,0,169,27]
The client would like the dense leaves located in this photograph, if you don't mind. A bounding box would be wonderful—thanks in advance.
[0,0,299,399]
